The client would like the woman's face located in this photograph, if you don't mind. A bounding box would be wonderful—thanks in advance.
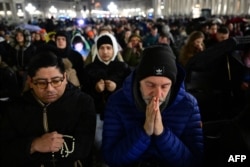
[35,33,41,41]
[130,37,140,48]
[193,37,204,51]
[16,32,24,43]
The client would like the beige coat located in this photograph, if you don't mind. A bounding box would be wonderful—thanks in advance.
[62,58,80,88]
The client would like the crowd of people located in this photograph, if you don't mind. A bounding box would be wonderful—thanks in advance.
[0,15,250,166]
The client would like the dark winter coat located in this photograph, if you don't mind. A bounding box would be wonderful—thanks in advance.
[185,38,246,121]
[5,28,36,71]
[0,61,19,98]
[122,47,143,67]
[84,57,131,118]
[0,83,96,167]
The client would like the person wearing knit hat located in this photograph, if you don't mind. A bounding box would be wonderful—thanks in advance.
[102,45,203,167]
[122,34,144,68]
[94,33,119,65]
[129,34,142,43]
[135,45,177,84]
[97,35,113,49]
[83,32,131,166]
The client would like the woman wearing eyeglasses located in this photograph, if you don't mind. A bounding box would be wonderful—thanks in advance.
[0,51,96,167]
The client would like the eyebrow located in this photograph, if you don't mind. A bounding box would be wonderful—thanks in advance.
[33,76,63,81]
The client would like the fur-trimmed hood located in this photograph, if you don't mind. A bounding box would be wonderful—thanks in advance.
[9,28,31,50]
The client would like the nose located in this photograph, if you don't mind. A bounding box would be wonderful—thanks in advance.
[103,48,107,53]
[46,82,54,90]
[154,87,162,98]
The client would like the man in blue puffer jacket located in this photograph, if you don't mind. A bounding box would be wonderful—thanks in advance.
[102,45,204,167]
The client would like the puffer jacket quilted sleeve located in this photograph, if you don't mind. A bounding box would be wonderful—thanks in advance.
[102,71,203,167]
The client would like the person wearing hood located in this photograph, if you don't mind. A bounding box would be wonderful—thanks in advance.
[54,30,85,85]
[122,34,144,68]
[84,33,131,116]
[4,27,36,94]
[71,33,90,61]
[102,45,204,167]
[45,31,56,47]
[83,33,131,166]
[84,29,124,66]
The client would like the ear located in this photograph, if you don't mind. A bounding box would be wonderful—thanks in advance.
[26,76,33,89]
[64,72,68,84]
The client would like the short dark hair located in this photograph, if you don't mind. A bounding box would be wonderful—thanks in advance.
[72,36,84,45]
[217,26,229,34]
[27,51,65,77]
[151,25,158,30]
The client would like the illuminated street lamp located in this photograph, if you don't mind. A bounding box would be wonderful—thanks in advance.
[107,2,118,14]
[25,3,36,13]
[48,5,58,18]
[25,3,36,20]
[49,5,58,14]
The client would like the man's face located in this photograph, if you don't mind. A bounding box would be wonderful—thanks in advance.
[56,36,67,49]
[209,25,217,35]
[139,76,172,105]
[98,44,114,62]
[151,28,158,36]
[216,33,229,42]
[28,67,67,103]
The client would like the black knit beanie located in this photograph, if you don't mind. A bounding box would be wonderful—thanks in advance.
[136,45,177,84]
[97,35,113,49]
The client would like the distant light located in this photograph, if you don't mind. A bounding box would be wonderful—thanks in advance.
[107,2,118,13]
[148,8,154,13]
[6,11,12,15]
[77,19,84,26]
[74,43,83,52]
[25,3,36,14]
[49,6,57,13]
[17,9,24,17]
